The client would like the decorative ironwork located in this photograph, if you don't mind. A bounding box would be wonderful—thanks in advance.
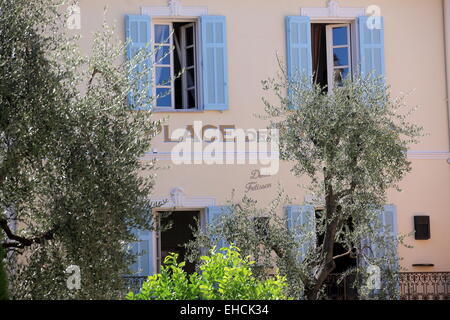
[400,272,450,300]
[123,275,147,294]
[324,272,450,300]
[123,272,450,300]
[324,274,358,300]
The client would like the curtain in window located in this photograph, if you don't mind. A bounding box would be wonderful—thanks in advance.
[311,24,323,84]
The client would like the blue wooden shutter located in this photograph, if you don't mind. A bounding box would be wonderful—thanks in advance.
[129,228,154,276]
[200,15,229,111]
[362,205,397,263]
[363,205,398,297]
[125,14,152,110]
[285,16,312,110]
[375,205,398,264]
[286,16,312,82]
[358,16,385,78]
[286,205,316,262]
[207,205,232,250]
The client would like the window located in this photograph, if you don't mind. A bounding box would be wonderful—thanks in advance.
[156,210,200,274]
[286,15,385,100]
[311,23,353,91]
[126,14,228,111]
[153,21,199,110]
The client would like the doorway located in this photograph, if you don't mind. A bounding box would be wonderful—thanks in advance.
[158,210,199,274]
[316,209,358,299]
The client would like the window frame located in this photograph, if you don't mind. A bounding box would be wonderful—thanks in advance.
[310,18,359,92]
[325,23,353,91]
[153,22,174,108]
[151,18,203,112]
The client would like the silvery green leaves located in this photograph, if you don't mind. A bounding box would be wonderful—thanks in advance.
[0,0,160,299]
[262,70,422,299]
[185,191,312,300]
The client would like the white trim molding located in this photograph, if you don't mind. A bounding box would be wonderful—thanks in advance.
[151,187,216,208]
[141,150,450,161]
[407,151,450,160]
[141,0,208,18]
[301,0,365,20]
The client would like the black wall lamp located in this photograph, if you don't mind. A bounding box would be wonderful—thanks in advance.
[414,215,430,240]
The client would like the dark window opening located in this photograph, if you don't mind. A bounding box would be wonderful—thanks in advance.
[160,210,199,274]
[315,210,356,273]
[254,216,270,238]
[311,24,328,90]
[316,209,358,300]
[173,22,197,109]
[311,23,352,92]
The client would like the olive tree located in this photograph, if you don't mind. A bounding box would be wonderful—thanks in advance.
[187,72,421,300]
[0,0,161,299]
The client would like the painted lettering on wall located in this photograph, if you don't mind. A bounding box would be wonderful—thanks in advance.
[245,169,272,192]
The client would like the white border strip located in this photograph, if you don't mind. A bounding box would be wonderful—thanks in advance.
[141,151,450,161]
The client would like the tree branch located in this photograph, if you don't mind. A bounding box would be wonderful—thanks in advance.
[87,67,101,90]
[0,218,57,250]
[333,249,352,260]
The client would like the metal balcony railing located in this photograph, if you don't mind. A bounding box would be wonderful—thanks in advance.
[123,271,450,300]
[399,272,450,300]
[123,275,147,295]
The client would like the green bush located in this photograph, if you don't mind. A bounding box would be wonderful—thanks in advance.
[0,246,9,300]
[126,245,290,300]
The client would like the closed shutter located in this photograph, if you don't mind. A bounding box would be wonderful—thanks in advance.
[125,14,152,110]
[286,205,316,262]
[360,205,398,296]
[358,16,385,78]
[374,205,398,264]
[200,15,229,111]
[207,205,233,250]
[129,228,154,276]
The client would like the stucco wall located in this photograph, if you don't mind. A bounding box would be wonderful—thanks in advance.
[76,0,450,271]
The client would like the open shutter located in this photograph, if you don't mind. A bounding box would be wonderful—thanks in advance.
[125,14,152,110]
[129,228,154,276]
[358,16,385,78]
[207,205,232,250]
[200,15,229,111]
[286,205,316,262]
[286,16,312,82]
[285,16,312,109]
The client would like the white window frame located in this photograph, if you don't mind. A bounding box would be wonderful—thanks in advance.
[152,19,202,112]
[153,22,175,109]
[310,19,359,92]
[325,23,352,91]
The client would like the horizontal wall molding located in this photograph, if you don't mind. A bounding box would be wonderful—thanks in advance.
[141,150,450,161]
[407,151,450,160]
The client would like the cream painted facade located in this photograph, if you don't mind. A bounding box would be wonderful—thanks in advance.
[76,0,450,274]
